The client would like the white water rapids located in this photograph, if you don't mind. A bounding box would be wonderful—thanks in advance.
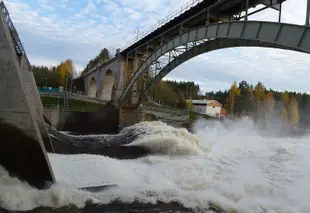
[1,119,310,213]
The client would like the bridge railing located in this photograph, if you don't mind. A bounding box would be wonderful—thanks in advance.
[120,0,204,52]
[142,103,189,116]
[0,1,31,69]
[39,90,108,104]
[43,104,98,112]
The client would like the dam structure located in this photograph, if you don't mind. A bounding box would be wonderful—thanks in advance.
[0,1,55,188]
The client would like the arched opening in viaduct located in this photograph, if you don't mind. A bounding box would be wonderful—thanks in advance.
[88,77,97,98]
[101,70,115,101]
[118,21,310,106]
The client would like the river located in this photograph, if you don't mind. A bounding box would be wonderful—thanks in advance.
[1,119,310,213]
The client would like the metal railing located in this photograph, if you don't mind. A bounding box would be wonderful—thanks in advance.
[142,103,189,116]
[39,90,108,104]
[120,0,204,52]
[0,1,31,69]
[43,104,97,112]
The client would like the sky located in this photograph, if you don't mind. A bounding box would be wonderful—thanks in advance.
[3,0,310,93]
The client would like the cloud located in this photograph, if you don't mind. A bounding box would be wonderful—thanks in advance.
[2,0,310,93]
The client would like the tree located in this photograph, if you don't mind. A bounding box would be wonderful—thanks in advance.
[81,48,113,76]
[55,59,75,88]
[280,91,290,107]
[264,92,275,122]
[32,65,59,87]
[224,81,240,117]
[253,82,265,119]
[235,80,253,116]
[280,91,290,126]
[288,95,300,127]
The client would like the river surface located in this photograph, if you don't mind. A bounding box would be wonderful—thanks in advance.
[1,119,310,213]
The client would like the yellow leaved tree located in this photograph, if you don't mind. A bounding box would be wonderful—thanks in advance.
[280,91,290,126]
[55,59,75,88]
[224,81,240,117]
[288,95,300,127]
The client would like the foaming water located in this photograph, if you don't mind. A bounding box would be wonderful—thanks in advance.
[2,120,310,212]
[125,121,205,156]
[0,165,99,211]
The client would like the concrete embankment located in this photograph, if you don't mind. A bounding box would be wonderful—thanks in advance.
[44,101,120,135]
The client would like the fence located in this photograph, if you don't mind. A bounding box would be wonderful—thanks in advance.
[142,102,189,116]
[43,104,97,112]
[120,0,204,51]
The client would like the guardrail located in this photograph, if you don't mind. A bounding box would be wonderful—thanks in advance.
[39,91,107,104]
[120,0,204,51]
[0,1,31,69]
[142,104,189,116]
[43,104,97,112]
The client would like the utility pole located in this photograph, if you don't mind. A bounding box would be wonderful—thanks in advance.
[134,28,140,40]
[245,0,249,21]
[306,0,310,25]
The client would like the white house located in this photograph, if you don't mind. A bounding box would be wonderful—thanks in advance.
[190,99,222,117]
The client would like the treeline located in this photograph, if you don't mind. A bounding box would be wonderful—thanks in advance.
[144,80,202,108]
[80,48,113,76]
[205,80,310,128]
[32,59,76,90]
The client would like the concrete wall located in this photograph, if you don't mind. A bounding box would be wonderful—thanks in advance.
[206,106,221,117]
[44,109,70,130]
[192,104,207,114]
[119,107,145,128]
[0,9,55,188]
[20,56,54,152]
[44,102,120,134]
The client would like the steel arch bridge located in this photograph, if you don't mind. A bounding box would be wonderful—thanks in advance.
[118,20,310,106]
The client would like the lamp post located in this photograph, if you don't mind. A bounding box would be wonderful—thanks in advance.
[306,0,310,25]
[45,78,47,92]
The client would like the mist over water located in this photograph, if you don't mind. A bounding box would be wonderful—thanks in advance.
[1,119,310,212]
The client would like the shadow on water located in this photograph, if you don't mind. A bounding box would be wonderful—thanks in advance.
[0,201,220,213]
[47,125,150,159]
[0,119,54,189]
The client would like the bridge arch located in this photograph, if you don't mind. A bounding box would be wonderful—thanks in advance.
[138,38,307,103]
[119,21,310,105]
[101,69,115,101]
[88,77,97,98]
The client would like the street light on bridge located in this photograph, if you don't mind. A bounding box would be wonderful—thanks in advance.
[306,0,310,26]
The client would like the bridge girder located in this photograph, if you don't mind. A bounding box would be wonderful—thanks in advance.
[118,21,310,106]
[137,37,307,104]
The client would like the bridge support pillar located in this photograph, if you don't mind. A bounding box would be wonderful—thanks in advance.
[119,107,145,128]
[0,3,55,188]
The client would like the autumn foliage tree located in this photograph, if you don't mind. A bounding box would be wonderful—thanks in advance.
[55,59,75,89]
[288,95,300,127]
[280,91,290,126]
[253,82,265,119]
[224,81,240,116]
[263,92,276,125]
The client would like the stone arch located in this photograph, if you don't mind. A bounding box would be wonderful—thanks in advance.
[101,69,115,101]
[118,21,310,104]
[88,77,97,98]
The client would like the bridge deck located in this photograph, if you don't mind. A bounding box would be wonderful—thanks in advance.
[121,0,285,55]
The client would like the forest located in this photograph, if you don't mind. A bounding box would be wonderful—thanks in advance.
[32,59,76,89]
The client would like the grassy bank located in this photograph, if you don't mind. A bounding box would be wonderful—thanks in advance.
[41,97,104,112]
